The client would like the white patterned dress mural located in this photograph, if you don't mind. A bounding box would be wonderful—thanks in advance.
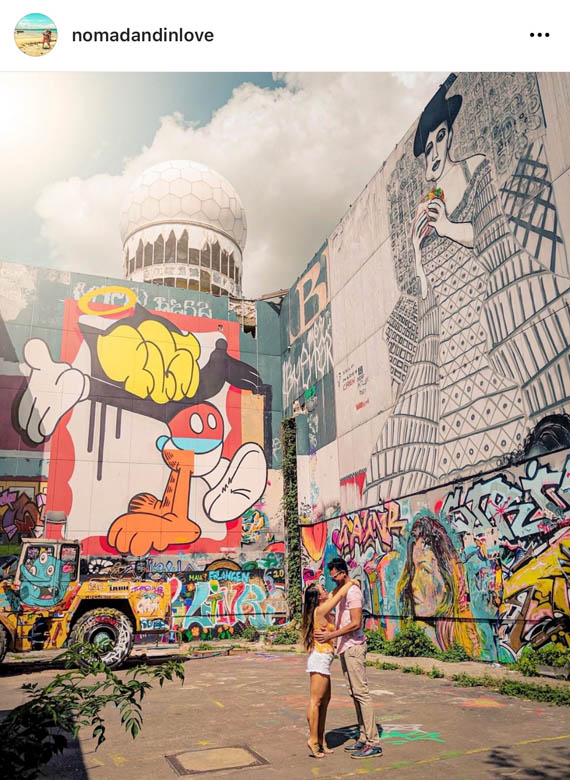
[366,73,570,503]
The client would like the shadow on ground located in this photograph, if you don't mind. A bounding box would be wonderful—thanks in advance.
[326,723,384,748]
[0,710,90,780]
[484,744,570,779]
[0,651,195,677]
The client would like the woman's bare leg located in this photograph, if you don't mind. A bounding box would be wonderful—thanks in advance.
[307,673,328,757]
[318,677,333,752]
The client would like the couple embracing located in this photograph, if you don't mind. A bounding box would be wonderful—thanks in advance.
[302,557,382,760]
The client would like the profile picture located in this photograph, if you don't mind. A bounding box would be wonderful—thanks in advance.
[14,13,57,56]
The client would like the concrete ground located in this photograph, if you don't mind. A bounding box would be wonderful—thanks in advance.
[1,650,570,780]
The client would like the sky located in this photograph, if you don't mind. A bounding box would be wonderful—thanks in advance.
[15,13,57,31]
[0,72,444,297]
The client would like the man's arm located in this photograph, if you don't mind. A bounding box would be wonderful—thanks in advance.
[314,607,362,643]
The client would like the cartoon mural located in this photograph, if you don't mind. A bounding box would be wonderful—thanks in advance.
[9,285,273,557]
[301,448,570,661]
[19,545,73,607]
[365,73,570,503]
[0,269,285,631]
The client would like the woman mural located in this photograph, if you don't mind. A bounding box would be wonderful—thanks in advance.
[365,74,570,502]
[397,513,481,655]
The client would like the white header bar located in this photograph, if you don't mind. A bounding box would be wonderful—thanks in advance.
[1,0,566,71]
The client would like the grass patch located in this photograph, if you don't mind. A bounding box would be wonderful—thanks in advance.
[451,672,570,706]
[402,665,425,675]
[366,660,400,670]
[428,666,444,678]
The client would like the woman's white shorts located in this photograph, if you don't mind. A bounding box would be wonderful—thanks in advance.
[306,650,334,676]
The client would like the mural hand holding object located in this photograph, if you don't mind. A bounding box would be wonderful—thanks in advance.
[18,339,89,444]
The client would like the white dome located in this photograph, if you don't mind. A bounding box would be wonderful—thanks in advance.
[120,160,247,251]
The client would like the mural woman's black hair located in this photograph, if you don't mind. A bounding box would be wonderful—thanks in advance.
[413,73,462,158]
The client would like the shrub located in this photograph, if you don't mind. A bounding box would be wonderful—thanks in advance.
[437,643,471,662]
[512,647,538,677]
[535,643,570,669]
[240,625,260,642]
[428,666,444,678]
[511,644,570,677]
[268,625,299,645]
[389,623,439,658]
[364,629,391,654]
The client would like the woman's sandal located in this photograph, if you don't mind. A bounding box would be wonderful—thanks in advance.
[307,741,325,758]
[320,744,334,754]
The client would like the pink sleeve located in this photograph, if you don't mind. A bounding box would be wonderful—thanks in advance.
[346,585,363,609]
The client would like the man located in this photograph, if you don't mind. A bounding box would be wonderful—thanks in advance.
[314,557,382,759]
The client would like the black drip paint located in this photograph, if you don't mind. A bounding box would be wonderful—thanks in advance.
[87,400,96,453]
[97,403,107,481]
[115,407,122,439]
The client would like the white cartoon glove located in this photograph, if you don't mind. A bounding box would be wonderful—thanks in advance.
[18,339,90,444]
[203,442,267,523]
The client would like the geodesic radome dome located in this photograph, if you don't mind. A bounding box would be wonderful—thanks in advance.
[120,160,247,251]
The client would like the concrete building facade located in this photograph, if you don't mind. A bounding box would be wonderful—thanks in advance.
[1,72,569,657]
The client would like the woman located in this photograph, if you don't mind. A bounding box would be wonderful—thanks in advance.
[396,513,480,655]
[301,578,357,758]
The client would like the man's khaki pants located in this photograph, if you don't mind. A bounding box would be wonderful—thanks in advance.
[339,644,380,746]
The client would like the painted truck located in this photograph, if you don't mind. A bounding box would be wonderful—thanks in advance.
[0,538,171,667]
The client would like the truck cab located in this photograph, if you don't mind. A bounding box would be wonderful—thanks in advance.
[0,538,171,668]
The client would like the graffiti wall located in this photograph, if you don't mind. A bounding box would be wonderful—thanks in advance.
[287,72,570,522]
[301,448,570,661]
[0,262,285,630]
[280,243,340,523]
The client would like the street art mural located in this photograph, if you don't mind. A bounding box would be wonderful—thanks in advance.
[0,478,47,543]
[365,73,570,503]
[301,449,570,661]
[0,266,285,632]
[169,559,287,641]
[9,284,275,556]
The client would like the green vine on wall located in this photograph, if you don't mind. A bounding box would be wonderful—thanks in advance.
[281,417,302,620]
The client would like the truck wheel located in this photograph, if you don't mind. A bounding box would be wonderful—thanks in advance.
[0,624,8,664]
[69,608,134,669]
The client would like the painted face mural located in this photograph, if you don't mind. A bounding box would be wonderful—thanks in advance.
[19,548,72,607]
[302,452,570,662]
[423,121,451,182]
[410,540,446,617]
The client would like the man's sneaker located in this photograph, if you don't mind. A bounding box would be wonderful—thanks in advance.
[351,745,383,759]
[344,740,366,752]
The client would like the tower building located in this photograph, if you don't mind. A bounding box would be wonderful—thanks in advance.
[121,160,246,296]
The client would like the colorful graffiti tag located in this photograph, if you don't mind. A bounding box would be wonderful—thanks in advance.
[170,562,287,640]
[0,479,47,542]
[302,451,570,661]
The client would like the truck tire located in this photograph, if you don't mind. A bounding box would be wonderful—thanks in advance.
[69,608,133,669]
[0,624,8,664]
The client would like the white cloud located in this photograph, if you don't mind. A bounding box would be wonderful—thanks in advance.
[35,72,444,297]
